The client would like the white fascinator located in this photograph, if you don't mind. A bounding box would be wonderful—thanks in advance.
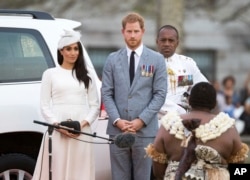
[58,29,81,50]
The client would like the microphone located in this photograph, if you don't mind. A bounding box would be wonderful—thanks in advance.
[33,120,135,147]
[34,120,57,128]
[33,120,110,141]
[112,133,136,148]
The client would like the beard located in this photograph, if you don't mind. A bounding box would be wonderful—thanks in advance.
[125,38,142,50]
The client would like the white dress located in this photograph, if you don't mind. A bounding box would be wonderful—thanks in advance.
[32,66,100,180]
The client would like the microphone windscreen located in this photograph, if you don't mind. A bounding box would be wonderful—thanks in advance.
[114,133,135,148]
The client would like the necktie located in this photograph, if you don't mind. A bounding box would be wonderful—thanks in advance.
[129,51,135,85]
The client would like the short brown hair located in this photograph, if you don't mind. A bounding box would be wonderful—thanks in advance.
[222,75,235,86]
[122,12,144,29]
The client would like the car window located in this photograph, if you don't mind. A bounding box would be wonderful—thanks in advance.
[0,28,55,83]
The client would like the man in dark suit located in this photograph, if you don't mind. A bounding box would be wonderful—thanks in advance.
[101,12,168,180]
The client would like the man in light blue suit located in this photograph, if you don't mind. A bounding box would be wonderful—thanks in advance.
[101,12,168,180]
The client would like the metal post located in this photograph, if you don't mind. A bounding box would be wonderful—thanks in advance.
[48,126,54,180]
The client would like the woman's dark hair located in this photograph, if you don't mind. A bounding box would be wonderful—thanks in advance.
[189,82,216,110]
[57,42,91,89]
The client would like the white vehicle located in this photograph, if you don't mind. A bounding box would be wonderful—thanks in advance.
[0,9,111,180]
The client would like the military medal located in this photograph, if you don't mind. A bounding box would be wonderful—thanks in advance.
[178,75,193,86]
[145,65,149,77]
[141,65,145,76]
[149,65,154,77]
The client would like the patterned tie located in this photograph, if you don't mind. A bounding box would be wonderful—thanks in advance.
[129,51,135,85]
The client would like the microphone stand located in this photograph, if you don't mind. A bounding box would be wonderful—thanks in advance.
[33,120,112,141]
[48,126,53,180]
[33,120,113,180]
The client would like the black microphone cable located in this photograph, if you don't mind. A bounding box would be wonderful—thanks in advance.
[64,133,113,145]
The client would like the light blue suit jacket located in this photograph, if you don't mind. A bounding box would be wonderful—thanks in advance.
[101,46,168,137]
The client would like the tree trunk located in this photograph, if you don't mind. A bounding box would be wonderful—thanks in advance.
[156,0,185,53]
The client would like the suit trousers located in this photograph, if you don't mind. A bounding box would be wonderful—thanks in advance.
[109,136,154,180]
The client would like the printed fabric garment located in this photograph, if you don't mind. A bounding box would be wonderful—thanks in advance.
[161,112,235,180]
[164,146,229,180]
[32,66,99,180]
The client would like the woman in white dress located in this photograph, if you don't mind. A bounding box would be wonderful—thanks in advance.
[32,30,100,180]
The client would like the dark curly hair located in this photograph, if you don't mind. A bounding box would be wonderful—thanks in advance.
[189,82,216,110]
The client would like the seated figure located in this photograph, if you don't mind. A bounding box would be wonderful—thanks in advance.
[145,82,249,180]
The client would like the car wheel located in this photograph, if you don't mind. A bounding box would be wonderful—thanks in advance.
[0,153,35,180]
